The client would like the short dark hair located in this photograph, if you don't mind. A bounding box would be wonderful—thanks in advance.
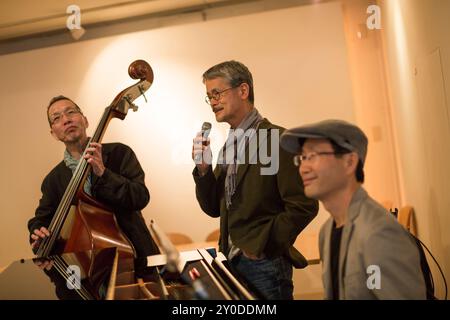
[46,95,82,126]
[202,60,254,104]
[329,139,365,183]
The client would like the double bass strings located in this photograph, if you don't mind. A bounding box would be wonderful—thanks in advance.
[38,107,111,257]
[38,156,89,256]
[52,254,93,300]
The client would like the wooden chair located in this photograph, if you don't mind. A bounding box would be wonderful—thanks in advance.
[166,232,193,245]
[384,203,417,236]
[398,205,415,234]
[205,229,220,242]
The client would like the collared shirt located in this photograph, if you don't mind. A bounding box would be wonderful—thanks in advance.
[63,148,92,195]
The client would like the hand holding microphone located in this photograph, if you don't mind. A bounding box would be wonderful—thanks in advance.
[192,122,212,176]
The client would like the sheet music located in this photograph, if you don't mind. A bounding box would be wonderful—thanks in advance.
[147,250,203,267]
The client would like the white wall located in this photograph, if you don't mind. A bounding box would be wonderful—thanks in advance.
[0,1,355,297]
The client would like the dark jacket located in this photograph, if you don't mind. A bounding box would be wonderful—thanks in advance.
[28,142,159,257]
[194,119,318,268]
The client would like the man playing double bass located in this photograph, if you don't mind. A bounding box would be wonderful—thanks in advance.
[28,95,159,261]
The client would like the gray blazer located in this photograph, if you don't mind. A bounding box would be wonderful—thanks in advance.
[319,187,426,299]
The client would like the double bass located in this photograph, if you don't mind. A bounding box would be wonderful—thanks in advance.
[36,60,154,260]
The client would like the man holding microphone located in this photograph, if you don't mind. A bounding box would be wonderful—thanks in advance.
[192,60,318,299]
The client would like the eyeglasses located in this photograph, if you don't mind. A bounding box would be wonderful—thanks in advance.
[205,86,238,105]
[293,151,342,166]
[49,107,81,125]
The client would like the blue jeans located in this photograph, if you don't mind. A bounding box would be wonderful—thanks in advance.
[230,254,293,300]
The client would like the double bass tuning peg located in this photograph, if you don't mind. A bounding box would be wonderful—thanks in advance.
[138,85,148,103]
[124,95,139,112]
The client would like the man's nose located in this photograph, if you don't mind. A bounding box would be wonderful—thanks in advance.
[210,98,219,108]
[62,114,73,125]
[299,161,311,176]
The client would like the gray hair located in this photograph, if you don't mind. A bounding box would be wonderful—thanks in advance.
[202,60,254,104]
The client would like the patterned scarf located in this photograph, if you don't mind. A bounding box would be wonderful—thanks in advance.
[220,108,263,209]
[63,149,92,196]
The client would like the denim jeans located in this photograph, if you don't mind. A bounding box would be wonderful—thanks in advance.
[230,254,293,300]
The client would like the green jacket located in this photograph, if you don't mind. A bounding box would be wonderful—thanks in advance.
[194,119,318,268]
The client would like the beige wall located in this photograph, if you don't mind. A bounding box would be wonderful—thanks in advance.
[341,0,401,207]
[0,1,354,297]
[379,0,450,298]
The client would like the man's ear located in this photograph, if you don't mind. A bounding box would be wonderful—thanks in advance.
[239,83,250,100]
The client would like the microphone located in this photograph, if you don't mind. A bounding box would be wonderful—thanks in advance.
[194,122,212,163]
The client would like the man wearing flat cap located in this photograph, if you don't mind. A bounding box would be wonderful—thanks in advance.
[280,119,426,299]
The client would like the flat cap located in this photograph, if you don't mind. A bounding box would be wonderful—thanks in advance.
[280,119,368,164]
